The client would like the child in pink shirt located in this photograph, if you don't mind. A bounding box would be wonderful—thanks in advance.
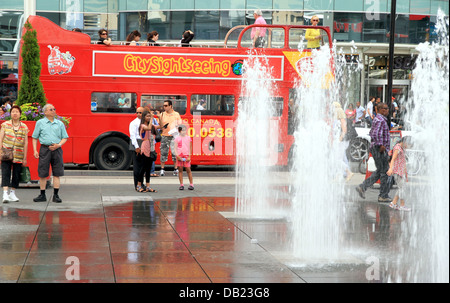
[387,136,412,211]
[174,125,194,190]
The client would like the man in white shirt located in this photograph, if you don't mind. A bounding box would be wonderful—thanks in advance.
[129,106,144,189]
[355,101,366,126]
[365,97,375,127]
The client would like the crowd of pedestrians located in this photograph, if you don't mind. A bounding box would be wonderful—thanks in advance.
[128,99,194,194]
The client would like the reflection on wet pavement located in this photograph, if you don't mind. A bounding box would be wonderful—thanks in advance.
[0,196,413,283]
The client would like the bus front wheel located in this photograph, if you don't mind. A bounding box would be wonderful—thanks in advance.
[94,137,131,170]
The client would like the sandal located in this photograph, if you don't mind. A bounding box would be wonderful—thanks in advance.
[136,185,145,193]
[148,188,157,193]
[150,174,159,177]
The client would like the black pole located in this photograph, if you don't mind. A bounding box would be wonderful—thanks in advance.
[387,0,397,128]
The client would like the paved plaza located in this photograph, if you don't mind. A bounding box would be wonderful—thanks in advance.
[0,169,421,283]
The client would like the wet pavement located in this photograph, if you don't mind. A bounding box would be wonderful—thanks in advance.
[0,170,424,283]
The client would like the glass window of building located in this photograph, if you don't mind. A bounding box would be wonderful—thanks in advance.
[273,0,304,10]
[220,0,246,10]
[304,0,333,11]
[126,0,147,11]
[220,11,247,40]
[171,11,194,41]
[172,0,195,10]
[246,0,273,10]
[36,0,60,11]
[147,11,171,41]
[195,0,220,10]
[334,0,363,12]
[333,13,363,42]
[195,11,220,40]
[362,13,388,43]
[148,0,170,10]
[272,11,304,25]
[410,0,432,14]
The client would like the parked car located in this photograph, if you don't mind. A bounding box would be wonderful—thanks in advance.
[347,125,414,162]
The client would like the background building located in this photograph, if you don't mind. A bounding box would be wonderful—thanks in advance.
[1,0,449,105]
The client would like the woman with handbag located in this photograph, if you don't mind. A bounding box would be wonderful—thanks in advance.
[0,105,29,202]
[136,110,157,193]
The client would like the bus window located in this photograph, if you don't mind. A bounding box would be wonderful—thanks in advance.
[91,92,137,113]
[191,94,235,116]
[141,95,187,115]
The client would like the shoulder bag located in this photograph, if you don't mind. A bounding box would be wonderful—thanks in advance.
[1,123,17,161]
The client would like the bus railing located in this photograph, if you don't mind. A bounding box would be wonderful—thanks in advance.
[91,40,226,48]
[89,24,332,50]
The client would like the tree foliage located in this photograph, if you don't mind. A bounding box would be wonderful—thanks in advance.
[16,20,47,107]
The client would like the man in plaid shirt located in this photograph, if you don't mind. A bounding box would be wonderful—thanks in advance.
[356,102,392,202]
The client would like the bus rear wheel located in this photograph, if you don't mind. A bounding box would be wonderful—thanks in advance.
[94,137,131,170]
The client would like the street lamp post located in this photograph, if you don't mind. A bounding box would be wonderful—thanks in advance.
[387,0,397,128]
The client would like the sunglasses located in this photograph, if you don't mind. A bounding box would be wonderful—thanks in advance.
[136,112,142,114]
[312,19,319,22]
[101,33,107,35]
[163,104,170,107]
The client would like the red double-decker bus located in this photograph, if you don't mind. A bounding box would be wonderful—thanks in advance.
[15,16,332,179]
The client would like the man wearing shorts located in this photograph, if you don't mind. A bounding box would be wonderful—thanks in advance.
[32,104,69,203]
[157,100,181,176]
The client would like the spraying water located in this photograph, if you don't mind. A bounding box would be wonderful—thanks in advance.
[235,50,281,217]
[289,43,362,261]
[397,10,449,283]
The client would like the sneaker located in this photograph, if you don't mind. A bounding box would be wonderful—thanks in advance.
[179,185,184,190]
[160,169,165,176]
[8,192,19,202]
[33,194,47,202]
[355,186,365,199]
[52,194,62,203]
[389,202,399,210]
[398,205,411,212]
[173,169,179,176]
[378,196,392,203]
[188,185,194,190]
[2,192,9,203]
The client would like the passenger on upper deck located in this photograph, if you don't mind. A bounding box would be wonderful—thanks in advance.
[126,30,141,46]
[147,31,160,46]
[305,15,322,49]
[180,30,194,47]
[251,9,267,48]
[98,29,111,45]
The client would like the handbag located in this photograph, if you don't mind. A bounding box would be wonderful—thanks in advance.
[150,151,157,161]
[155,131,162,143]
[1,147,13,161]
[1,123,17,161]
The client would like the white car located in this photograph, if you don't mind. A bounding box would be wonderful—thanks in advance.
[348,125,424,175]
[348,126,414,162]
